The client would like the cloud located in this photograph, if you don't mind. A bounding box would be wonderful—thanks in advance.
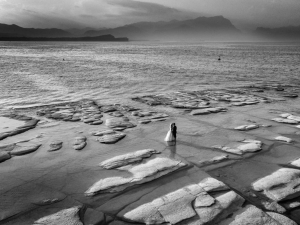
[137,0,300,30]
[104,0,199,25]
[0,0,199,29]
[0,0,299,30]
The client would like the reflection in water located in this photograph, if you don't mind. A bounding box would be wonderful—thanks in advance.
[166,141,177,159]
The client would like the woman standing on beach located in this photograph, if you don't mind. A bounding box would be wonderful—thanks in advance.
[164,123,176,142]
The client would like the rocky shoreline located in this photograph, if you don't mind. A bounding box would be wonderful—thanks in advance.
[1,84,300,224]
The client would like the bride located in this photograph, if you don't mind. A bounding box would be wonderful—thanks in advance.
[164,123,175,142]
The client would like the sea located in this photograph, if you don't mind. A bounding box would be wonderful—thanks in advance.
[0,41,300,110]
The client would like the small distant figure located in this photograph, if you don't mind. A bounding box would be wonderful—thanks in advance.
[63,58,65,61]
[218,56,221,61]
[164,123,177,143]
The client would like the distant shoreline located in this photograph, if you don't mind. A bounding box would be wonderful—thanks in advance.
[0,34,129,42]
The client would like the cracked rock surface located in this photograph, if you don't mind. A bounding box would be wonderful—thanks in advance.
[85,157,188,196]
[2,88,300,225]
[33,206,83,225]
[252,168,300,202]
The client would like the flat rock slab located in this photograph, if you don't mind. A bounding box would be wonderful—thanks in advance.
[150,113,169,119]
[191,107,226,115]
[280,113,300,122]
[213,140,262,155]
[198,155,229,167]
[99,149,160,169]
[190,109,212,115]
[194,191,245,225]
[275,136,293,143]
[138,119,152,124]
[290,158,300,167]
[33,206,83,225]
[96,131,126,144]
[272,118,299,124]
[0,117,25,133]
[267,212,298,225]
[39,122,60,128]
[194,192,216,207]
[118,180,236,225]
[0,115,39,140]
[252,168,300,201]
[0,152,11,163]
[0,143,16,152]
[113,127,127,131]
[157,187,201,224]
[234,124,259,131]
[73,136,87,150]
[48,141,63,152]
[101,106,118,113]
[133,111,153,117]
[219,205,297,225]
[91,129,115,136]
[119,105,139,112]
[282,93,298,98]
[198,177,230,192]
[10,142,42,156]
[36,100,102,124]
[119,183,204,224]
[85,157,188,196]
[105,118,136,130]
[109,111,124,117]
[231,101,259,106]
[89,120,103,125]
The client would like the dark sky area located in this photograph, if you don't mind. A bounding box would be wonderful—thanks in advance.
[0,0,299,30]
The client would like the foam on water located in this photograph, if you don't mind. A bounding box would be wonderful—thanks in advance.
[0,41,299,110]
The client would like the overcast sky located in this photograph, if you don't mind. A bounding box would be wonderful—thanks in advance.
[0,0,299,30]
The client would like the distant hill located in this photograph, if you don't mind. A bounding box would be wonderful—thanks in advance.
[84,16,242,41]
[0,23,71,38]
[0,34,128,42]
[255,25,300,41]
[66,27,106,36]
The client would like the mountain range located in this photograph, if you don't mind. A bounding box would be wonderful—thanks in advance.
[0,23,70,37]
[1,16,299,41]
[84,16,241,41]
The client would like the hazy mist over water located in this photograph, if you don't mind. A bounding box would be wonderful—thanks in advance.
[1,41,300,110]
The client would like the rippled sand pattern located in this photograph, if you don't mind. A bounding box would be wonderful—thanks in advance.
[0,41,299,109]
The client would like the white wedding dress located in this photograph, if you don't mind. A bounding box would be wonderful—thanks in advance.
[164,124,175,142]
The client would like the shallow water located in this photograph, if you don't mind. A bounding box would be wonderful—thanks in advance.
[0,41,299,110]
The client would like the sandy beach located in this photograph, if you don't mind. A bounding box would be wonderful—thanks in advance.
[1,84,300,224]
